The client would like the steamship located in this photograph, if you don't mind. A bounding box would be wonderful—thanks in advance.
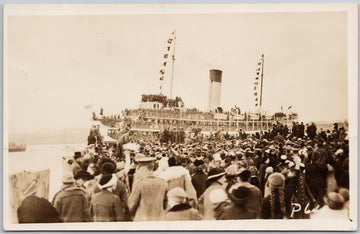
[94,31,298,139]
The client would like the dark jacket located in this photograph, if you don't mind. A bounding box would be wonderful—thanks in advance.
[17,196,60,223]
[52,184,90,222]
[260,191,291,219]
[218,203,257,220]
[163,203,202,221]
[191,170,207,198]
[90,189,125,222]
[94,179,129,219]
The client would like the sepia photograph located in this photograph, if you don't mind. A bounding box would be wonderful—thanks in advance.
[3,3,358,231]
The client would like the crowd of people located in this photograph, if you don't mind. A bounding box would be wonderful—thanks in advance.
[17,122,350,223]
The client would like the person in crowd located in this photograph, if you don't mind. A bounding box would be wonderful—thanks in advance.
[191,158,208,199]
[128,155,168,221]
[71,151,83,177]
[198,168,226,220]
[238,167,262,218]
[52,172,90,222]
[159,155,197,207]
[163,187,202,221]
[95,162,129,217]
[261,173,290,219]
[74,171,96,201]
[310,192,348,219]
[17,180,60,223]
[90,174,125,222]
[42,119,349,223]
[218,185,257,220]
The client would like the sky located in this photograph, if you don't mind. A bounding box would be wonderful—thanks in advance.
[6,11,348,135]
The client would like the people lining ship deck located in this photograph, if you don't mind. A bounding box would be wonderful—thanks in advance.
[17,121,349,223]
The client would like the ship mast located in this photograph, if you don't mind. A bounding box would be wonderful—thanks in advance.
[259,54,264,130]
[169,32,176,99]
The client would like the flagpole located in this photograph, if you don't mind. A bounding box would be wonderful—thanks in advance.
[169,32,176,99]
[259,54,264,132]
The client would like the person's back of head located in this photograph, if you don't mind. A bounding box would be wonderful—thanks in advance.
[338,188,349,202]
[327,192,345,210]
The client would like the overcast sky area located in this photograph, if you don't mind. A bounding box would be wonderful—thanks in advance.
[7,11,348,135]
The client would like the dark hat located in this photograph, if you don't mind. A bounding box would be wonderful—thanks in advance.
[99,174,117,189]
[228,186,250,205]
[62,172,76,184]
[74,171,94,181]
[74,151,82,160]
[194,159,204,167]
[101,162,116,175]
[207,168,225,181]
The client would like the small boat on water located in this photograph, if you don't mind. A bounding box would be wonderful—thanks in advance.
[9,142,26,152]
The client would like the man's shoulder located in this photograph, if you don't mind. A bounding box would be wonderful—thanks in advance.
[135,175,167,186]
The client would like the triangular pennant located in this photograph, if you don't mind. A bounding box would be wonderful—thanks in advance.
[255,98,258,101]
[163,62,167,66]
[163,54,168,59]
[254,92,258,96]
[255,77,259,80]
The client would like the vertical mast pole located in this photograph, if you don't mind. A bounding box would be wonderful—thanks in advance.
[259,54,264,131]
[170,34,176,99]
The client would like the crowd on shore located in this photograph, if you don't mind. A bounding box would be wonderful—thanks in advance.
[17,122,350,223]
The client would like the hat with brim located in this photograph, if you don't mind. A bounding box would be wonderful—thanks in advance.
[74,171,94,181]
[135,153,156,163]
[207,168,225,181]
[228,185,250,205]
[62,172,76,184]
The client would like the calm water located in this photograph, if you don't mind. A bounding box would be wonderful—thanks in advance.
[8,143,86,200]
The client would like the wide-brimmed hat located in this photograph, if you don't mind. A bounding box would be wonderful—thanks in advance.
[167,187,188,199]
[228,185,250,205]
[62,172,76,184]
[135,153,156,163]
[207,168,225,181]
[225,164,239,177]
[74,171,94,181]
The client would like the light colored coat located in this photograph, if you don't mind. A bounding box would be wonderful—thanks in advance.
[128,172,168,221]
[159,166,197,205]
[198,182,225,220]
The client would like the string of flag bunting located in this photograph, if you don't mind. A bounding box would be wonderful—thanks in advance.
[254,54,264,107]
[159,30,176,92]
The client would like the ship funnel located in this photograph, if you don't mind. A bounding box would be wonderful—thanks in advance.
[208,69,222,111]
